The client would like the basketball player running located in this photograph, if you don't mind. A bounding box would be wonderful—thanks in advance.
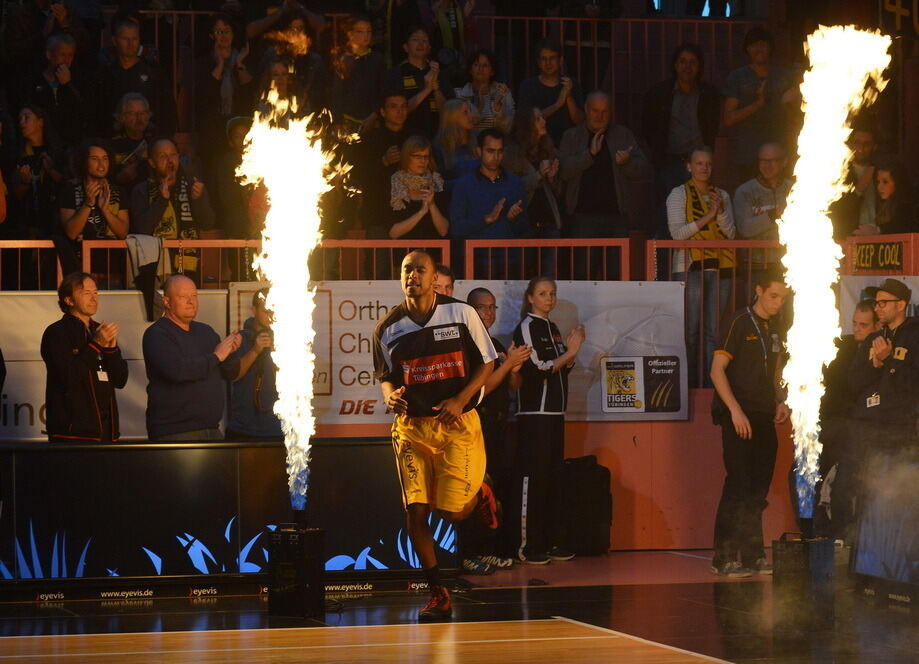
[373,251,499,621]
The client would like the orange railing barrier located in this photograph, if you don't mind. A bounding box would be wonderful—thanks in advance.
[465,238,630,281]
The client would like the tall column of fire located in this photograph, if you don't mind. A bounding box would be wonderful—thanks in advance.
[778,26,890,518]
[237,88,331,509]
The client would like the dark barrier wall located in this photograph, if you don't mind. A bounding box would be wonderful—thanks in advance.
[0,440,455,583]
[852,447,919,593]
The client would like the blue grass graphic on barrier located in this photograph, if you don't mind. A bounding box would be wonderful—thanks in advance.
[0,521,91,580]
[396,515,456,569]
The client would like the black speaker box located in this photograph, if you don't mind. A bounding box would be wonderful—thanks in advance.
[267,525,325,617]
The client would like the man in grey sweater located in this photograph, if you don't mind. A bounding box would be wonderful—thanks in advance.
[732,142,791,270]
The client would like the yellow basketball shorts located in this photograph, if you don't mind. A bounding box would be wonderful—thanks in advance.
[391,409,486,513]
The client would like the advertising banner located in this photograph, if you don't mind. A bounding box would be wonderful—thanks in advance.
[0,291,227,441]
[230,280,689,423]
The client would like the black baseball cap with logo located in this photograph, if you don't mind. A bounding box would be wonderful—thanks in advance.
[865,278,912,304]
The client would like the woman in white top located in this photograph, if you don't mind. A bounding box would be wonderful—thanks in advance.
[666,146,736,386]
[454,49,515,133]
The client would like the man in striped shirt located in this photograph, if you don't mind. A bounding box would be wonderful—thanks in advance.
[373,251,499,621]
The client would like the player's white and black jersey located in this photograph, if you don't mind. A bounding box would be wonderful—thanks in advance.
[513,313,571,415]
[373,293,498,417]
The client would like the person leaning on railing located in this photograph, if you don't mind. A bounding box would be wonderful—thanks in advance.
[58,139,130,275]
[666,145,735,387]
[129,137,215,277]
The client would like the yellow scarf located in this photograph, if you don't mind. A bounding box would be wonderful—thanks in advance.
[684,180,735,269]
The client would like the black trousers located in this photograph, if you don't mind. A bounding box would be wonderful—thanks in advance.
[713,410,778,567]
[513,414,565,556]
[457,409,511,559]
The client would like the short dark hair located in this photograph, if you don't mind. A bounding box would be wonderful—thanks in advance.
[534,38,562,59]
[378,89,408,112]
[346,14,372,31]
[671,43,704,78]
[403,26,429,44]
[111,13,140,35]
[58,272,95,313]
[754,269,785,291]
[435,263,455,283]
[46,33,76,53]
[466,48,497,80]
[209,12,236,35]
[467,287,493,303]
[742,26,774,54]
[477,127,505,149]
[74,138,114,179]
[854,299,878,320]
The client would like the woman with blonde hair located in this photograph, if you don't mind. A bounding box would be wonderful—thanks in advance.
[433,98,478,183]
[387,135,449,239]
[512,277,585,565]
[666,145,736,386]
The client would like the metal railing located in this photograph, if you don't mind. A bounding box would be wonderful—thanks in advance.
[646,239,782,387]
[312,239,451,280]
[0,241,64,291]
[465,238,630,281]
[79,238,451,287]
[81,239,261,289]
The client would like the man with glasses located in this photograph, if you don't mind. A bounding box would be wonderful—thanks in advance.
[457,287,530,575]
[849,278,919,548]
[518,38,584,146]
[733,142,792,273]
[850,278,919,449]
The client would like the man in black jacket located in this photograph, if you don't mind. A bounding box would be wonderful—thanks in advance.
[849,278,919,448]
[41,272,128,442]
[641,43,721,239]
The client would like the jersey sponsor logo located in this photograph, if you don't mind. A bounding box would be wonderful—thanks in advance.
[401,351,466,385]
[433,326,460,342]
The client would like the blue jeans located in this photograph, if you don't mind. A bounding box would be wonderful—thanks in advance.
[674,270,731,387]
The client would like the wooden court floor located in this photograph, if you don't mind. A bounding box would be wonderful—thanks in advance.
[0,617,729,663]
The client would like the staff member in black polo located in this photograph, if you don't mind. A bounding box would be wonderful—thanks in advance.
[849,278,919,452]
[41,272,129,442]
[709,270,789,577]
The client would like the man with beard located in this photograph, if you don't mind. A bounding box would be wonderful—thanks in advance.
[373,251,498,621]
[130,138,214,277]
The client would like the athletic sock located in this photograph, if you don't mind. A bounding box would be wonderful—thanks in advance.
[423,565,441,588]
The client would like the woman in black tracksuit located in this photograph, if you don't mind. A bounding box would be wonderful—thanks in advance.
[512,277,585,564]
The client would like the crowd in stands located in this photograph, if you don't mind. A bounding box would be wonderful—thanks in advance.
[0,2,913,289]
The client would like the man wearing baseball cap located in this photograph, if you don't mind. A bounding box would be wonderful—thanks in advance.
[850,277,918,451]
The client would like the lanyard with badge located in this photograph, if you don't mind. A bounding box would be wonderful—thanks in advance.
[92,325,109,383]
[746,306,770,373]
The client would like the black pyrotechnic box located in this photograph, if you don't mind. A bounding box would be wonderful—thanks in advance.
[267,524,325,617]
[772,532,835,632]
